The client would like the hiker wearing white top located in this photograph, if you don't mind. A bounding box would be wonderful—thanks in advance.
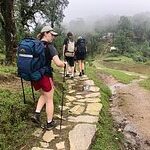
[63,32,75,79]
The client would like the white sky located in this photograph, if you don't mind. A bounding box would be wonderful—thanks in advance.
[63,0,150,23]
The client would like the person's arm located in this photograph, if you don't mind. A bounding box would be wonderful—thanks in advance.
[62,38,68,58]
[63,45,66,58]
[53,55,65,68]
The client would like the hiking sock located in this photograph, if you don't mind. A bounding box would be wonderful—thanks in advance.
[47,120,52,123]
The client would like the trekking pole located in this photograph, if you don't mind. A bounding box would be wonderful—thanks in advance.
[31,82,35,103]
[20,77,26,104]
[60,64,66,132]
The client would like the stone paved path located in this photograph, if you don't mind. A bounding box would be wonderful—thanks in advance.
[31,74,102,150]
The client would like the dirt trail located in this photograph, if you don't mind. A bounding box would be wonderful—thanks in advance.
[102,74,150,150]
[117,81,150,139]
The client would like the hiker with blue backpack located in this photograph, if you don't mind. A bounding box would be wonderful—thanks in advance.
[17,26,66,130]
[75,36,87,76]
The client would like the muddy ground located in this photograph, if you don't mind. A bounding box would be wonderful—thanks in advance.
[101,73,150,150]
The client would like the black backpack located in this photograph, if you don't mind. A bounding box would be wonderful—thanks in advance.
[77,38,86,54]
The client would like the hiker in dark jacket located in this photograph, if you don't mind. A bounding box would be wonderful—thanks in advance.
[31,26,66,130]
[75,36,87,76]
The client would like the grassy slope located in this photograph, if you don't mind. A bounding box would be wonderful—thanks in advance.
[0,65,63,150]
[93,55,150,88]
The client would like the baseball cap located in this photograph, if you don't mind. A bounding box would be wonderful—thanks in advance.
[41,26,58,36]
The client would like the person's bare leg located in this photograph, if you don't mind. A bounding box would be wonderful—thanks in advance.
[35,90,46,112]
[43,88,54,122]
[70,66,75,77]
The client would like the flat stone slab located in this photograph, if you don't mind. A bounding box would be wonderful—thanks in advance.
[68,90,76,94]
[85,92,100,98]
[68,115,98,123]
[85,103,103,116]
[56,141,65,150]
[84,80,95,86]
[77,97,101,103]
[88,86,100,92]
[66,95,76,101]
[69,105,85,115]
[43,130,58,143]
[69,124,96,150]
[32,147,53,150]
[40,142,49,148]
[75,95,84,99]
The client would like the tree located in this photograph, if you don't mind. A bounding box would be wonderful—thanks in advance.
[114,30,132,55]
[19,0,69,29]
[0,0,17,65]
[118,16,132,32]
[0,0,69,65]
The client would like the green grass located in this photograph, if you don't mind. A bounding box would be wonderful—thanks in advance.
[103,68,138,84]
[103,55,134,63]
[86,65,124,150]
[0,65,16,74]
[139,78,150,91]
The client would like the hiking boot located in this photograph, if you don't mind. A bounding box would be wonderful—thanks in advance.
[82,70,85,75]
[79,72,82,76]
[65,74,70,77]
[70,74,74,79]
[43,120,57,130]
[31,113,40,125]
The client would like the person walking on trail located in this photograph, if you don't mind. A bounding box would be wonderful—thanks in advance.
[63,32,75,79]
[31,26,66,130]
[75,36,87,76]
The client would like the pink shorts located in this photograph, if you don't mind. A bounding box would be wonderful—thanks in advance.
[31,75,54,92]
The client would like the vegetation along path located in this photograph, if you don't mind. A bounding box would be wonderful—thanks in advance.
[31,74,102,150]
[99,68,150,150]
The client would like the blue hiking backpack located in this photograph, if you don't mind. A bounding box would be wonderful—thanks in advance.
[17,38,48,81]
